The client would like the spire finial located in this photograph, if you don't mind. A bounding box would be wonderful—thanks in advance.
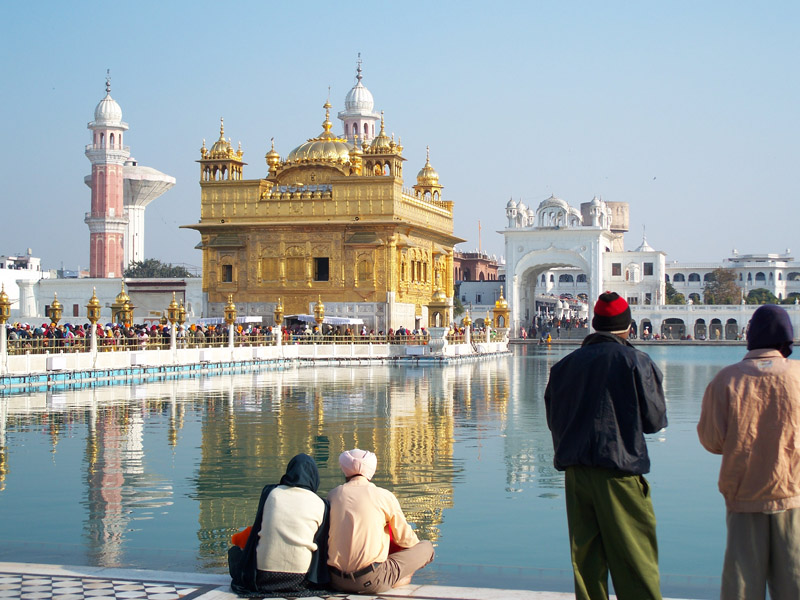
[270,137,275,151]
[219,117,225,139]
[356,52,363,82]
[322,98,333,132]
[426,145,431,163]
[105,69,111,95]
[379,111,385,134]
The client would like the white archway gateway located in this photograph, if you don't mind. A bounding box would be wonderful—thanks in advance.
[506,230,613,333]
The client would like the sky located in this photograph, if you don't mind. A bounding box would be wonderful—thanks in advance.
[2,1,798,272]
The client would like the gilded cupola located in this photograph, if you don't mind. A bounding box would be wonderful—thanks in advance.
[285,101,354,164]
[416,146,439,186]
[366,112,394,154]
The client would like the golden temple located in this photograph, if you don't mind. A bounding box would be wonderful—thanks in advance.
[185,65,464,332]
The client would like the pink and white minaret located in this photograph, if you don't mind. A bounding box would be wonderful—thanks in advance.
[85,73,129,278]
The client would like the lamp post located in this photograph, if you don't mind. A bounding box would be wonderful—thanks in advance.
[224,294,237,351]
[0,284,11,371]
[463,311,472,346]
[274,298,284,347]
[313,296,325,326]
[49,293,63,328]
[86,288,101,356]
[178,300,187,349]
[167,292,180,356]
[485,310,493,343]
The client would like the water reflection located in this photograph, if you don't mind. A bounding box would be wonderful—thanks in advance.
[0,346,748,597]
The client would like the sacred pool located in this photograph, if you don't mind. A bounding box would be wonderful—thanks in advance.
[0,345,741,598]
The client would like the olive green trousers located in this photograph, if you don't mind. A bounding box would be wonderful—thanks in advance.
[564,465,662,600]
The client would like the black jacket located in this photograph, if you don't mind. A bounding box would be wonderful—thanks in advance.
[544,332,667,475]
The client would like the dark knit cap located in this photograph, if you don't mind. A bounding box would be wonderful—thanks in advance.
[747,304,794,356]
[592,291,632,333]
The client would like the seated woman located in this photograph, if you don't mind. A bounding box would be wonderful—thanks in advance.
[228,454,330,596]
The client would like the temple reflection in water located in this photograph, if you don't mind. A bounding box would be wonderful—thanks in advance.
[0,359,522,571]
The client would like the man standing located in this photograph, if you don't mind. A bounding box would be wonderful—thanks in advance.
[327,449,434,594]
[698,304,800,599]
[545,292,667,600]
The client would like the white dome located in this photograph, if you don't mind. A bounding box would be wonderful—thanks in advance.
[94,92,123,126]
[506,198,517,209]
[539,194,569,211]
[345,81,375,113]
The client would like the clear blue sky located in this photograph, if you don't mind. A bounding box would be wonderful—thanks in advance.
[2,1,798,271]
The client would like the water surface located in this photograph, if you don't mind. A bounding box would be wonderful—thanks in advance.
[0,345,748,597]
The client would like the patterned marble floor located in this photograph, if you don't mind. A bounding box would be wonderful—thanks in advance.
[0,571,218,600]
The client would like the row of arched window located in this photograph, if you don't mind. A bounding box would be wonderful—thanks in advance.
[542,273,587,283]
[345,122,373,140]
[94,132,123,149]
[668,271,800,283]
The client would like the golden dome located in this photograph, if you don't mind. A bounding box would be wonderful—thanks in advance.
[368,112,393,152]
[286,101,354,164]
[431,287,447,303]
[265,137,281,169]
[495,286,508,309]
[416,146,439,186]
[114,282,130,305]
[208,118,236,159]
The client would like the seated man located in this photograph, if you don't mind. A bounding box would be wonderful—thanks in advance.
[327,449,434,593]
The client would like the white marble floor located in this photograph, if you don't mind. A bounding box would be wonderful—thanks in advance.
[0,562,697,600]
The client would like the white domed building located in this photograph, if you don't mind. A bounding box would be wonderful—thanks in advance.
[503,194,666,334]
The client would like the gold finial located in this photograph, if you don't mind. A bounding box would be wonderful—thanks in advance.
[379,111,385,134]
[219,118,225,140]
[426,145,431,164]
[322,98,333,133]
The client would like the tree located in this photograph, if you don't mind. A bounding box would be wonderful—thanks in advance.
[664,281,686,305]
[782,293,800,305]
[703,268,741,305]
[452,295,464,319]
[746,288,779,305]
[124,259,197,278]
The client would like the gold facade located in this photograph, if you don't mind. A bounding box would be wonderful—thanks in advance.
[185,103,464,330]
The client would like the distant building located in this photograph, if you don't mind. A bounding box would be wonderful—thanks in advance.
[453,250,502,282]
[666,250,800,304]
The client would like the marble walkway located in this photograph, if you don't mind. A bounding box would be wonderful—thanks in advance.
[0,562,700,600]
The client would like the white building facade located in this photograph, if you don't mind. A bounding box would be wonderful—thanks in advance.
[503,195,665,334]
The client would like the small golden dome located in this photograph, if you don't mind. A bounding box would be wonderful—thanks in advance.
[115,282,130,305]
[432,287,447,303]
[416,146,439,186]
[208,118,236,159]
[495,286,508,309]
[286,101,354,164]
[265,138,281,168]
[368,112,393,152]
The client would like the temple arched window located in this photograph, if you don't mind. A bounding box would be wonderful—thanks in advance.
[688,273,701,282]
[756,272,766,282]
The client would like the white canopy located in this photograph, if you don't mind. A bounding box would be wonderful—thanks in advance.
[285,314,364,325]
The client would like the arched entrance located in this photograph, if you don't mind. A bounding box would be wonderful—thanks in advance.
[725,318,739,340]
[661,318,685,339]
[694,319,707,340]
[710,318,723,340]
[508,247,598,337]
[641,319,653,340]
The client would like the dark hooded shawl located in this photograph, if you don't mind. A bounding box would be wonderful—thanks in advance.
[229,454,330,596]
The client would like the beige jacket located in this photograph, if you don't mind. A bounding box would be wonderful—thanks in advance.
[327,476,419,573]
[698,348,800,512]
